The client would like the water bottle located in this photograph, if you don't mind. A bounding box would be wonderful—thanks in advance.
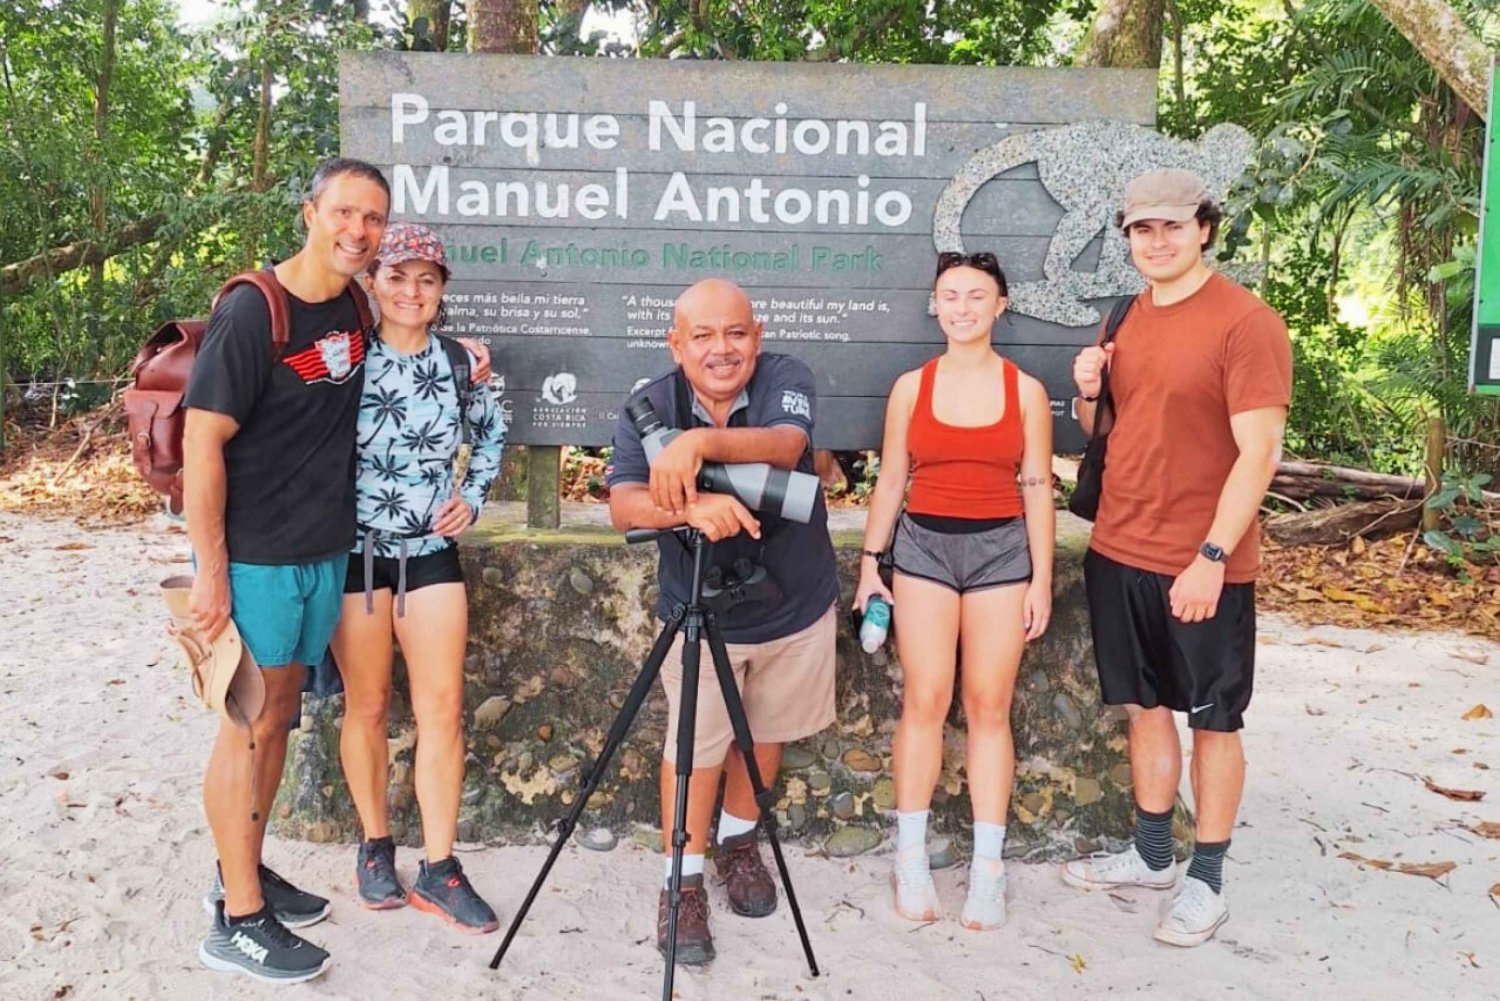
[859,596,891,653]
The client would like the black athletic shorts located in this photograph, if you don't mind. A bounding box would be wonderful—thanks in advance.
[1083,548,1255,732]
[343,545,464,596]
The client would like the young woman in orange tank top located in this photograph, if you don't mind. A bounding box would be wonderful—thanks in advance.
[854,252,1056,929]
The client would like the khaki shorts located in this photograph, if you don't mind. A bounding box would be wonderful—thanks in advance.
[659,603,837,768]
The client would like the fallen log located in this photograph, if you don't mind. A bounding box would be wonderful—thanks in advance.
[1264,498,1423,547]
[1271,476,1422,502]
[1274,461,1425,499]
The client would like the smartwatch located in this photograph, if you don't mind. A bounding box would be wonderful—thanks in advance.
[1198,541,1226,563]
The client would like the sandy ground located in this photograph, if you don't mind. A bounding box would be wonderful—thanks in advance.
[1,510,1497,1001]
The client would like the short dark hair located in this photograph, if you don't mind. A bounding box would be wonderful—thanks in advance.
[307,157,390,204]
[935,251,1009,295]
[1115,199,1222,251]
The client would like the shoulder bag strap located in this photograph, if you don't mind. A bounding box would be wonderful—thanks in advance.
[1094,295,1135,435]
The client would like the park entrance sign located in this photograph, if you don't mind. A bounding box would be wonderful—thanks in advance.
[1471,58,1500,397]
[341,54,1242,447]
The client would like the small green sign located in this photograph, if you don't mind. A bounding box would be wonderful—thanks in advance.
[1472,58,1500,395]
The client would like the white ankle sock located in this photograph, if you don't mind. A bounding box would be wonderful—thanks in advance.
[716,810,757,843]
[663,854,705,887]
[896,810,929,852]
[973,821,1007,860]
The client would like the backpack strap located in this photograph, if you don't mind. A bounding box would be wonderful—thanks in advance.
[212,270,292,357]
[436,334,474,446]
[212,269,373,358]
[347,280,373,331]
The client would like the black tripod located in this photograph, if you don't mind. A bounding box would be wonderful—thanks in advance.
[489,526,820,999]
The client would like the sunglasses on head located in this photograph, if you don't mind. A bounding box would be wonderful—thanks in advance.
[935,251,1006,291]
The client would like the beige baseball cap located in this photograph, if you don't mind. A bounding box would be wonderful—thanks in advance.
[1120,168,1208,227]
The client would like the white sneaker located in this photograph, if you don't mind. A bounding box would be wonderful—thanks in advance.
[959,855,1007,930]
[1154,875,1227,947]
[1060,844,1176,891]
[890,845,941,922]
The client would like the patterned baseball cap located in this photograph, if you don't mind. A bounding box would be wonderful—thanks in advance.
[374,222,450,277]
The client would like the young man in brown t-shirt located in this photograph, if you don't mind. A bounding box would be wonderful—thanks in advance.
[1059,169,1292,947]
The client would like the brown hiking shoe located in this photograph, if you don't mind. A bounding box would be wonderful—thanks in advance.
[656,873,715,966]
[715,830,778,917]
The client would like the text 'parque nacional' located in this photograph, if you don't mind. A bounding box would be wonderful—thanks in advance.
[387,95,927,228]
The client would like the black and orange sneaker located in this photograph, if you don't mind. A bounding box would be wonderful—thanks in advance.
[410,856,499,934]
[356,837,406,910]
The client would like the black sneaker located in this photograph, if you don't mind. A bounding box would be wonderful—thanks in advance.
[356,837,407,910]
[199,900,330,984]
[203,863,331,929]
[410,856,499,934]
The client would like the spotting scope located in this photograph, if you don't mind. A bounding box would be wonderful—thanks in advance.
[625,397,820,524]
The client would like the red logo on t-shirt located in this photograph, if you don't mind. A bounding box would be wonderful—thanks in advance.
[282,331,365,385]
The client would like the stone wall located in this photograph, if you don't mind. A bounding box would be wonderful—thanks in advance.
[275,509,1148,859]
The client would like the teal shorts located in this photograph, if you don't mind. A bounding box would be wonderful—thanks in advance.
[227,555,350,668]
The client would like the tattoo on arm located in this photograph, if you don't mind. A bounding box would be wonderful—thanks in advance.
[1018,475,1052,489]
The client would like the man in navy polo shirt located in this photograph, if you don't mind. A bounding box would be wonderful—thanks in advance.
[608,278,839,966]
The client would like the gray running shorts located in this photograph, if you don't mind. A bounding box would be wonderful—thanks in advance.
[891,512,1032,594]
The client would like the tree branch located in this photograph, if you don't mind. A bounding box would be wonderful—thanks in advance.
[0,215,166,297]
[1369,0,1491,119]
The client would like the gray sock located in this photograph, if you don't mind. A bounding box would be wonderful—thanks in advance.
[1134,805,1175,872]
[1185,839,1230,893]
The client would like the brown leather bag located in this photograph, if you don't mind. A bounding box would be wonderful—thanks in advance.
[123,270,371,514]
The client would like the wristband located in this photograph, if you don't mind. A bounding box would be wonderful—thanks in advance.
[860,549,884,560]
[1079,393,1100,403]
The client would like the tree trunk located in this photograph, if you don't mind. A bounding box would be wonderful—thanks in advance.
[467,0,550,526]
[245,59,273,269]
[409,0,452,51]
[1076,0,1166,68]
[1370,0,1491,119]
[468,0,538,54]
[89,0,120,365]
[251,61,272,193]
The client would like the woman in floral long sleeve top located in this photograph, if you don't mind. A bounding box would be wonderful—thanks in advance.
[328,223,504,933]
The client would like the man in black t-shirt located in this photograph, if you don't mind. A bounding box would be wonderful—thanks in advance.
[607,278,839,966]
[181,158,390,985]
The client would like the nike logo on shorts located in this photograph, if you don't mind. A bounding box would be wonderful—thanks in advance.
[1191,703,1215,714]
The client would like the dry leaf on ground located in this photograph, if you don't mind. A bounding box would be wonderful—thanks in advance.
[1462,705,1495,721]
[1470,822,1500,839]
[1423,778,1486,802]
[1339,853,1456,881]
[1260,535,1500,644]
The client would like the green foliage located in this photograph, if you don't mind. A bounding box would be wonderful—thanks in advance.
[619,0,1079,65]
[1,0,201,385]
[1423,471,1498,572]
[0,0,384,401]
[3,0,1497,481]
[1159,0,1500,475]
